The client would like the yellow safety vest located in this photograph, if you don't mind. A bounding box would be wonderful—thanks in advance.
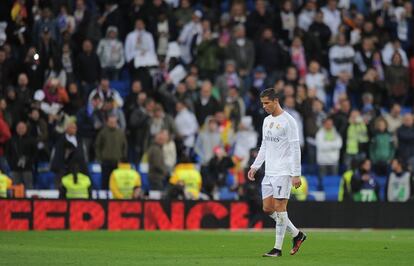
[61,173,91,199]
[338,170,353,201]
[110,164,141,199]
[170,163,202,199]
[0,174,12,198]
[291,176,308,201]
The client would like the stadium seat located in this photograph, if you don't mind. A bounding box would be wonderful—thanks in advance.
[306,175,319,191]
[35,162,55,189]
[218,187,238,200]
[88,162,102,190]
[322,175,341,201]
[110,80,130,98]
[139,172,150,192]
[376,176,388,201]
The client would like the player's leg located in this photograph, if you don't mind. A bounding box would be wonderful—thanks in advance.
[261,176,282,257]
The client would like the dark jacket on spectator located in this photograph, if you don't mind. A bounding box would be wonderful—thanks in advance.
[51,134,88,175]
[75,51,101,85]
[396,125,414,161]
[95,126,127,162]
[255,39,289,74]
[147,142,168,190]
[6,134,36,171]
[76,107,105,139]
[194,96,221,126]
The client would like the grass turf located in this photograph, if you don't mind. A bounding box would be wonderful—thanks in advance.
[0,230,413,265]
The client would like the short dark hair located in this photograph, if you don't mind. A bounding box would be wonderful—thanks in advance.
[260,88,281,100]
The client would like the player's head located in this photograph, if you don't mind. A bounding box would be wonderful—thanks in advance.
[260,88,282,115]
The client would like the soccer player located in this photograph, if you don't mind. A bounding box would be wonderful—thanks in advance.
[248,88,306,257]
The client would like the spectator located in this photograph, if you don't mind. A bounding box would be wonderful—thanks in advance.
[6,121,35,189]
[329,34,355,77]
[88,77,123,108]
[369,117,395,175]
[246,0,274,40]
[351,159,378,202]
[284,96,304,148]
[57,4,76,35]
[385,52,410,105]
[95,115,127,190]
[194,80,221,126]
[76,94,105,162]
[43,78,69,105]
[174,0,193,30]
[0,47,12,93]
[196,23,224,80]
[75,39,101,93]
[381,40,409,67]
[27,108,49,161]
[321,0,341,39]
[163,129,178,173]
[60,163,92,199]
[125,18,157,88]
[255,27,289,80]
[345,110,369,167]
[64,82,83,116]
[305,60,327,105]
[227,24,255,76]
[205,146,234,199]
[150,103,177,139]
[147,130,169,192]
[178,10,203,64]
[97,0,125,40]
[109,159,142,199]
[0,170,12,198]
[37,26,60,76]
[304,98,327,164]
[127,96,152,164]
[387,158,412,202]
[298,0,317,31]
[383,103,403,135]
[61,43,75,84]
[396,113,414,171]
[96,26,124,80]
[168,154,202,200]
[195,116,222,167]
[308,10,331,65]
[101,97,126,130]
[44,56,67,89]
[358,68,387,108]
[32,7,59,44]
[224,86,245,128]
[316,117,343,178]
[215,60,243,101]
[51,121,88,187]
[175,100,198,153]
[290,36,307,79]
[276,0,296,44]
[233,116,257,169]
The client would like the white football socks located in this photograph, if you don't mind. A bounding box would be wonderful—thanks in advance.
[269,211,299,238]
[274,212,288,250]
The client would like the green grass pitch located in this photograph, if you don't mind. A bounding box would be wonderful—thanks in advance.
[1,230,413,265]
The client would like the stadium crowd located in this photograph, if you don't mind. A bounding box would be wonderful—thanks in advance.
[0,0,414,202]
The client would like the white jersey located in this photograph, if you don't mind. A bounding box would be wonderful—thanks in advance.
[251,111,301,177]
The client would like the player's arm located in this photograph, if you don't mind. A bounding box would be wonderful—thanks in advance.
[248,122,266,181]
[287,117,302,188]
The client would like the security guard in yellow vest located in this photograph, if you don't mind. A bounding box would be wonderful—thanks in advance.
[0,171,12,198]
[109,162,141,199]
[61,165,92,199]
[338,170,353,201]
[291,176,308,201]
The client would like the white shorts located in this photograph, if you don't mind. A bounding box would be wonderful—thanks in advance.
[261,175,292,199]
